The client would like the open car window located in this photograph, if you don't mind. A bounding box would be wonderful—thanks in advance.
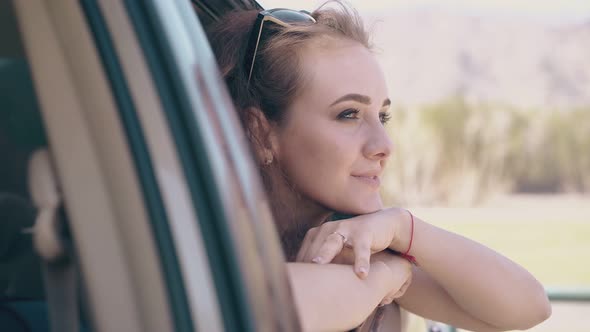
[7,0,299,331]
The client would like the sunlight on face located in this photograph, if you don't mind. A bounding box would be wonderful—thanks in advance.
[274,39,393,214]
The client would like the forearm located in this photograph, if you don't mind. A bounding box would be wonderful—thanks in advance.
[393,216,550,329]
[287,261,394,332]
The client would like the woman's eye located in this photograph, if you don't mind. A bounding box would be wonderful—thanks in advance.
[337,108,360,120]
[380,112,392,124]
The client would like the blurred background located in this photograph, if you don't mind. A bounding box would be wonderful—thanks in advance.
[261,1,590,331]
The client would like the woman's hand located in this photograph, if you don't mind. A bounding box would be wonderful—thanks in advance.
[296,208,412,278]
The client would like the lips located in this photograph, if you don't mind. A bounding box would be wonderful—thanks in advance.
[351,175,381,188]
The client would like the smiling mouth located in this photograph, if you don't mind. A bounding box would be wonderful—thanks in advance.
[351,175,381,188]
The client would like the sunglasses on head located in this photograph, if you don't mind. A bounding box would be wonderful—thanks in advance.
[244,8,316,85]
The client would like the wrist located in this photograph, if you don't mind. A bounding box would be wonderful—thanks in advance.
[389,209,411,253]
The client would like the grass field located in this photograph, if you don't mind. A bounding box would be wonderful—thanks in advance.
[411,194,590,286]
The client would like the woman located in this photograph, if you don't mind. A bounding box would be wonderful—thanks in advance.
[208,3,551,331]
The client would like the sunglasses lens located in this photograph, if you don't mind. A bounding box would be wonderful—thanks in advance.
[246,9,316,84]
[264,9,316,24]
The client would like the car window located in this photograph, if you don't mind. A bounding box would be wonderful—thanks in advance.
[5,0,300,331]
[118,1,300,330]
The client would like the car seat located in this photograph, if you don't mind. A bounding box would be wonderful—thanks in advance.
[0,58,49,332]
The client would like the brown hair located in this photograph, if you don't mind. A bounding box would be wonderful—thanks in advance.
[208,1,371,129]
[208,3,371,255]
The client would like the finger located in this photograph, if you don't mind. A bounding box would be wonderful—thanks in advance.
[353,237,372,279]
[393,272,413,299]
[296,228,318,262]
[332,247,355,265]
[379,296,394,307]
[312,231,347,264]
[302,223,337,262]
[393,282,410,299]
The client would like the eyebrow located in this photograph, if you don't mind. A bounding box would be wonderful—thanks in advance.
[330,93,391,107]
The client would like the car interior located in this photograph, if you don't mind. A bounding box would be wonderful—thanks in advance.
[0,1,98,331]
[0,2,50,330]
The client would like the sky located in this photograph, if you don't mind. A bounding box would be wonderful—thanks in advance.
[258,0,590,23]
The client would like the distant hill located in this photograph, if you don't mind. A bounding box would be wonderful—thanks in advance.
[367,8,590,109]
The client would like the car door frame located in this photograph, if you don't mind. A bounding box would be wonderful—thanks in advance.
[13,0,299,331]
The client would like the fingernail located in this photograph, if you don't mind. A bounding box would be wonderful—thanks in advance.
[358,267,367,275]
[312,257,322,263]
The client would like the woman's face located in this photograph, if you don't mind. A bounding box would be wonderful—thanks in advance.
[273,39,392,215]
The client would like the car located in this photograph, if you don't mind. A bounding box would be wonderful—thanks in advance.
[0,0,301,331]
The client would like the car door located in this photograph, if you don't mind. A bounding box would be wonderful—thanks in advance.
[7,0,299,331]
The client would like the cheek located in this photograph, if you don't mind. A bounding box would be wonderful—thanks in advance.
[279,124,352,183]
[277,123,379,213]
[276,123,385,214]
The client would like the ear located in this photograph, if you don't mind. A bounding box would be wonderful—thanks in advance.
[244,107,280,165]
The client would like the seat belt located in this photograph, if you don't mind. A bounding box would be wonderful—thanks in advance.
[28,149,79,332]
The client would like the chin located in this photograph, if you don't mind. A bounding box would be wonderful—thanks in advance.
[338,196,383,215]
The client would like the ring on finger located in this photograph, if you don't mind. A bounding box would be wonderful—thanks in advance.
[332,231,351,247]
[331,231,347,244]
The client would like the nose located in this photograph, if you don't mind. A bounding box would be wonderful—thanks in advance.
[362,122,393,161]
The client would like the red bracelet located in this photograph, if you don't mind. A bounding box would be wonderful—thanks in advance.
[400,210,418,265]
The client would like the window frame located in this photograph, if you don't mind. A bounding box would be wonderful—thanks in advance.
[12,0,300,331]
